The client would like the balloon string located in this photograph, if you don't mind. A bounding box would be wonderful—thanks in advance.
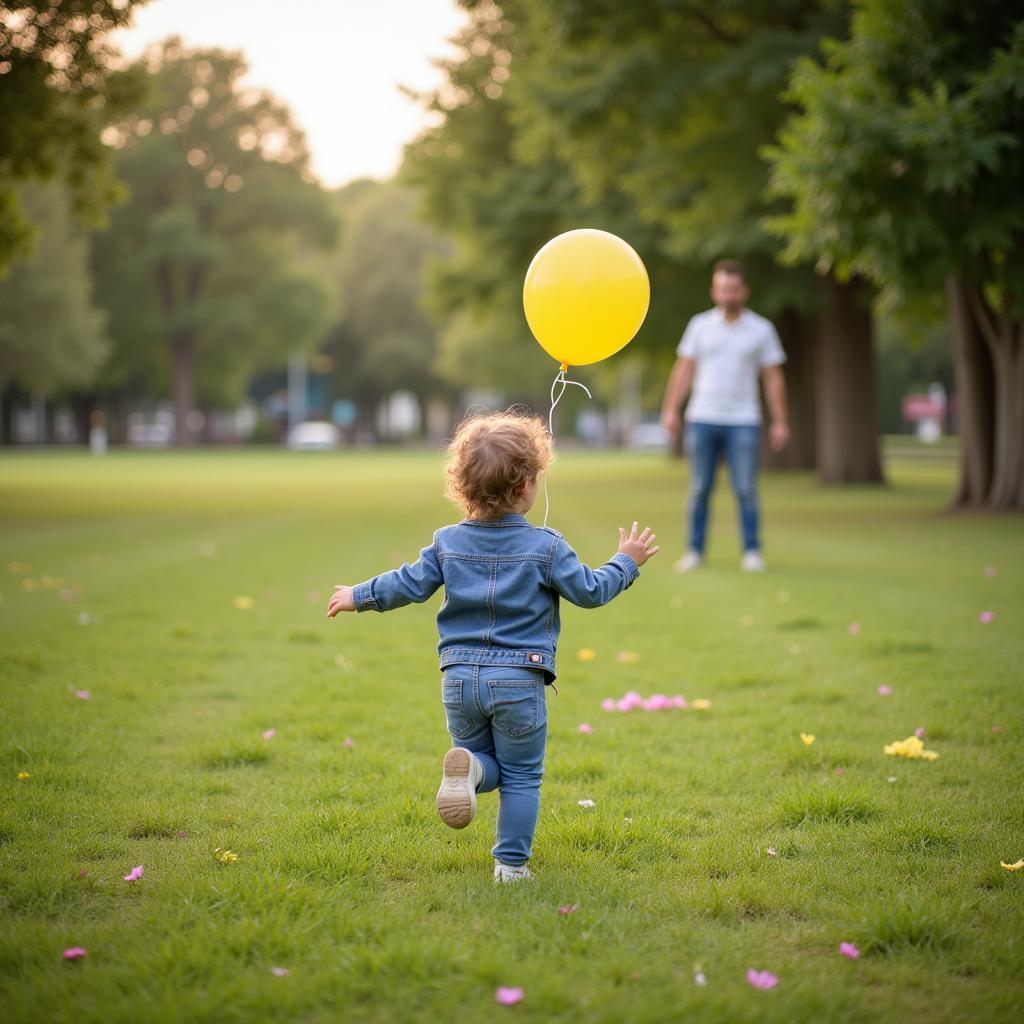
[543,364,592,528]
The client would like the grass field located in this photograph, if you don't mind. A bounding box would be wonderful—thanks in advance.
[1,449,1022,1023]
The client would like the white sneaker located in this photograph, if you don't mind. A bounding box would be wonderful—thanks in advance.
[436,747,482,829]
[741,551,766,572]
[673,551,702,574]
[494,861,533,883]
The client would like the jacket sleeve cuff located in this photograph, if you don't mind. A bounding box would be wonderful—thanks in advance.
[610,552,640,587]
[352,580,379,612]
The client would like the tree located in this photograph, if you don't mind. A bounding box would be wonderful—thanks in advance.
[0,1,149,272]
[765,0,1024,508]
[322,182,451,431]
[0,182,109,441]
[89,39,336,443]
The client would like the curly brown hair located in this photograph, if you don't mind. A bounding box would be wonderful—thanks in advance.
[444,409,555,520]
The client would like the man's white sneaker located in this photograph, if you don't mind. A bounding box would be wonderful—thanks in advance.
[673,551,702,574]
[436,746,482,829]
[741,551,766,572]
[494,861,533,883]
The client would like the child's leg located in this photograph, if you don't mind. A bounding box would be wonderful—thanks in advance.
[441,668,499,791]
[478,667,548,867]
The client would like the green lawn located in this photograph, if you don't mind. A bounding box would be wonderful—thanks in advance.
[1,449,1022,1023]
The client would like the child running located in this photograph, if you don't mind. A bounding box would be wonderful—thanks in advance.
[327,409,659,882]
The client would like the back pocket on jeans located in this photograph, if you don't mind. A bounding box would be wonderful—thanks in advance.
[490,683,541,737]
[441,680,474,739]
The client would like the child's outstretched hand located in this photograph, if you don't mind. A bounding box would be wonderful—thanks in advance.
[618,521,660,567]
[327,585,355,619]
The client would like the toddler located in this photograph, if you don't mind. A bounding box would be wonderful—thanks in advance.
[327,410,658,881]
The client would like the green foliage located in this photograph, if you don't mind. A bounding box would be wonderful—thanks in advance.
[89,39,337,406]
[0,1,151,271]
[0,183,109,394]
[765,0,1024,305]
[323,183,450,407]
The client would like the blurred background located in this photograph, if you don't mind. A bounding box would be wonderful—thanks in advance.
[1,0,1020,509]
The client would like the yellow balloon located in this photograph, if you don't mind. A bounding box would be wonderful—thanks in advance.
[523,228,650,367]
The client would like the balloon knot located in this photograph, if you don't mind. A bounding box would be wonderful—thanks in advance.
[559,362,569,372]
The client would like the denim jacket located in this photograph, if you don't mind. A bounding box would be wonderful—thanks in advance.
[351,514,640,680]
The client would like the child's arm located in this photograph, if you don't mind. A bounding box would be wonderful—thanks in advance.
[550,522,659,609]
[327,539,443,619]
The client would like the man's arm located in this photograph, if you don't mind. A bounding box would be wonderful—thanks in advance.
[660,356,695,435]
[761,365,790,452]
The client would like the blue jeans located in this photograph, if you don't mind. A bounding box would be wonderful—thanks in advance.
[686,421,761,555]
[441,665,547,867]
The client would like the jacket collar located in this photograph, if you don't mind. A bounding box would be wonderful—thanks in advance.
[461,513,531,528]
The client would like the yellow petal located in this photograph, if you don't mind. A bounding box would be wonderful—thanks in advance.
[692,699,711,710]
[800,733,815,746]
[1000,860,1024,871]
[576,648,596,662]
[233,596,254,610]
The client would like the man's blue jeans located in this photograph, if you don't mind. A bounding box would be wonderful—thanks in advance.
[441,665,547,867]
[686,421,761,555]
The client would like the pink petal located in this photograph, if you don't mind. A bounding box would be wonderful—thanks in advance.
[616,698,632,712]
[839,942,860,959]
[270,966,290,977]
[746,969,778,990]
[123,864,144,882]
[979,610,994,624]
[342,737,354,748]
[847,622,861,636]
[63,947,87,960]
[558,903,579,915]
[673,695,687,708]
[74,690,90,700]
[914,727,925,738]
[495,986,524,1005]
[601,698,616,712]
[834,767,846,776]
[577,723,593,734]
[877,685,892,696]
[262,728,276,741]
[984,566,997,577]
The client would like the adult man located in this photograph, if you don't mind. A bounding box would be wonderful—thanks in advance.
[660,260,790,572]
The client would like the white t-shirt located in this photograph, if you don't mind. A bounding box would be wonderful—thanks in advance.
[677,308,786,425]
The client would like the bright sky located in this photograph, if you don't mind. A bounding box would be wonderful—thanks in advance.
[113,0,467,187]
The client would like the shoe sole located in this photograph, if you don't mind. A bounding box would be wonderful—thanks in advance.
[436,746,476,829]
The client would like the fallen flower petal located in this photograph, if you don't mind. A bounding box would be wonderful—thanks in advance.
[496,986,524,1005]
[746,969,778,990]
[74,690,91,700]
[984,566,997,577]
[800,733,815,746]
[601,698,616,712]
[342,737,354,748]
[17,772,30,780]
[577,799,596,808]
[262,728,276,741]
[1000,860,1024,871]
[915,727,925,738]
[692,699,712,710]
[839,942,860,959]
[233,596,254,610]
[123,864,144,882]
[558,903,579,915]
[979,610,994,624]
[847,622,861,636]
[616,650,640,663]
[63,947,87,961]
[877,685,893,696]
[577,723,593,734]
[576,648,596,662]
[766,847,778,857]
[270,966,290,977]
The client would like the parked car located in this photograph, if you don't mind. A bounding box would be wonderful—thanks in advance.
[286,421,341,451]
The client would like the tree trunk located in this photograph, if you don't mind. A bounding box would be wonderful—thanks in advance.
[965,275,1024,510]
[171,333,198,446]
[763,306,817,471]
[947,275,994,507]
[815,275,885,484]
